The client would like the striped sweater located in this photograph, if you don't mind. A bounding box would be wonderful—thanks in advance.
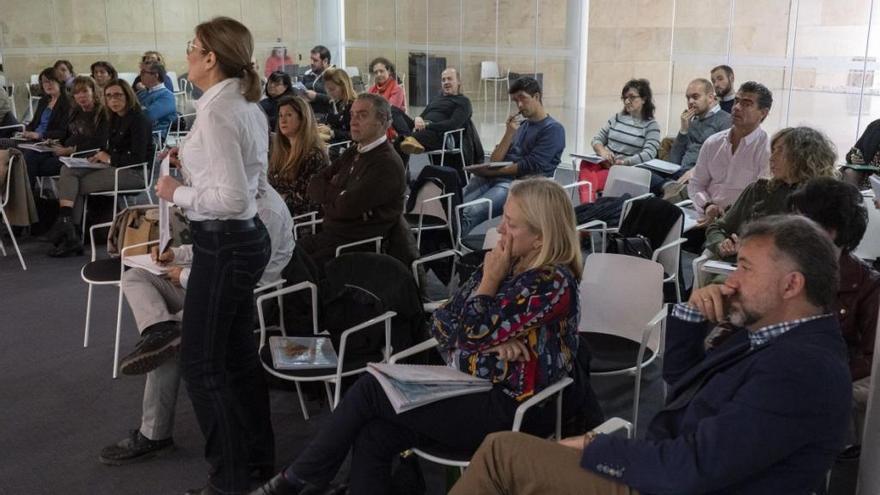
[592,112,661,166]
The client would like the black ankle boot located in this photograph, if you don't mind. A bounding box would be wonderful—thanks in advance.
[248,473,305,495]
[47,218,83,257]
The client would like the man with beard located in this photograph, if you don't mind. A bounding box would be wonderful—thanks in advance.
[451,215,852,495]
[711,64,736,113]
[399,67,472,155]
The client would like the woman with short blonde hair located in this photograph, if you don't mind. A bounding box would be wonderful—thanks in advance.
[269,95,329,216]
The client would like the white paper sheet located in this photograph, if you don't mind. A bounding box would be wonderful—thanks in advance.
[158,155,172,254]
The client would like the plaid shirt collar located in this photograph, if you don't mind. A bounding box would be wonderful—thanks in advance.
[747,314,828,348]
[672,303,829,349]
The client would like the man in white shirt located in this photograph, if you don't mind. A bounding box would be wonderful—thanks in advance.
[688,81,772,226]
[98,183,293,466]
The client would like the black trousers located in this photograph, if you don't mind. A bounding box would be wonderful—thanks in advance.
[285,373,558,495]
[411,128,445,151]
[23,150,63,185]
[180,220,274,493]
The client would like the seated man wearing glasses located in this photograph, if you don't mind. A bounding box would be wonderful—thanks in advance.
[136,62,177,139]
[452,215,852,495]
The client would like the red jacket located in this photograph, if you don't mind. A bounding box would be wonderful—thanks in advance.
[835,252,880,380]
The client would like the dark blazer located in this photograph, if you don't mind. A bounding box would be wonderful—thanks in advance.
[106,109,154,167]
[26,95,72,140]
[581,313,852,494]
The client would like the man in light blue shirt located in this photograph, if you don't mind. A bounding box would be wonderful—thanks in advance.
[136,62,177,139]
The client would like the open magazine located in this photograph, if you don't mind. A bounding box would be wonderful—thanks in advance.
[635,159,681,174]
[367,363,493,414]
[268,336,339,370]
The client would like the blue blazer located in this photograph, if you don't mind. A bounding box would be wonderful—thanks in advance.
[581,314,852,494]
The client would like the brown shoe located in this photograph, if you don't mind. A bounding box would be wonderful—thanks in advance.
[400,136,425,154]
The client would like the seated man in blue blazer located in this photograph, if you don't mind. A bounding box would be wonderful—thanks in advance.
[452,214,852,495]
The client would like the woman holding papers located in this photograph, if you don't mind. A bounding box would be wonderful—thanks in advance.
[17,68,71,143]
[705,126,837,259]
[153,17,274,495]
[45,79,152,257]
[252,178,585,495]
[22,75,107,184]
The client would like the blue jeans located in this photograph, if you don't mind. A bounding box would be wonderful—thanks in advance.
[460,175,512,235]
[180,219,274,493]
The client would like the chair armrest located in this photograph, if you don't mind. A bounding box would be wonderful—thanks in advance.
[455,198,493,248]
[89,221,114,261]
[592,417,634,438]
[333,310,397,406]
[335,236,382,257]
[120,239,159,258]
[675,199,693,208]
[577,219,607,253]
[562,180,592,204]
[254,278,286,294]
[618,193,654,229]
[255,281,319,347]
[114,161,148,172]
[292,211,319,223]
[389,337,439,363]
[512,376,574,435]
[691,252,711,289]
[411,249,461,288]
[328,140,352,151]
[651,238,687,262]
[0,124,25,132]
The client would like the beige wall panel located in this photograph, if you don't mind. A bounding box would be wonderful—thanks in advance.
[461,0,497,47]
[243,0,283,43]
[107,0,156,46]
[498,0,536,48]
[460,51,500,99]
[296,0,318,45]
[1,0,56,47]
[198,0,242,22]
[539,59,568,102]
[397,0,427,45]
[618,27,672,61]
[54,0,108,45]
[587,61,636,96]
[795,26,869,57]
[734,66,787,90]
[427,0,462,45]
[344,0,368,41]
[587,28,620,64]
[588,0,632,28]
[155,0,200,44]
[538,1,568,48]
[670,63,715,94]
[632,0,674,28]
[672,27,728,54]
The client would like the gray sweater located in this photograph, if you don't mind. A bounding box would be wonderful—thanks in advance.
[668,108,732,171]
[592,113,662,166]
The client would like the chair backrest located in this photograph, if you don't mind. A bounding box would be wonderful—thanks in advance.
[118,72,138,85]
[30,74,39,85]
[605,166,651,198]
[483,227,501,249]
[579,253,664,352]
[166,71,180,91]
[855,196,880,261]
[346,66,360,78]
[409,181,448,221]
[654,214,684,276]
[480,61,500,79]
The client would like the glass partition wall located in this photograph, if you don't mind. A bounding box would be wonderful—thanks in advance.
[2,0,878,159]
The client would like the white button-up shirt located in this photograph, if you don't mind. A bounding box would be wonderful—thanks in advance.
[174,78,268,221]
[687,126,770,214]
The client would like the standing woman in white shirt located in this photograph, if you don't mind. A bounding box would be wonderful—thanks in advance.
[154,17,274,495]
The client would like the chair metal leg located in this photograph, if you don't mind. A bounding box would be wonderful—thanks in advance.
[112,283,124,379]
[0,232,6,256]
[1,210,26,270]
[83,285,94,347]
[81,196,89,244]
[324,381,334,410]
[632,367,643,438]
[294,382,310,421]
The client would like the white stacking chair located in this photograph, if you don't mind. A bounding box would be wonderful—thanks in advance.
[479,61,510,102]
[81,220,156,378]
[579,253,667,435]
[256,281,396,420]
[3,84,16,120]
[0,152,27,270]
[425,128,466,176]
[404,180,455,250]
[855,195,880,262]
[80,150,155,242]
[454,197,494,253]
[389,337,574,470]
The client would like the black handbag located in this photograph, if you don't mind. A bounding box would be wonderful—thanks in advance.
[606,233,654,259]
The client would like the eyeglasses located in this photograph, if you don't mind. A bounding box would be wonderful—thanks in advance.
[621,95,642,102]
[105,92,126,100]
[186,40,208,55]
